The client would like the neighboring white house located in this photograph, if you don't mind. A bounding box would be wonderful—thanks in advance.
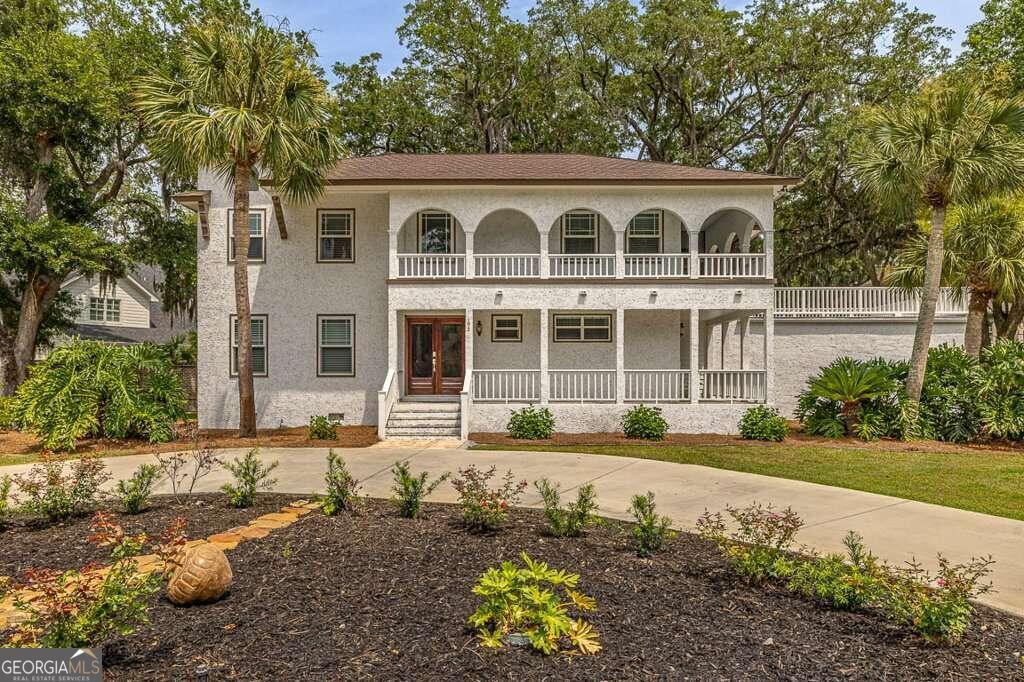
[176,153,966,439]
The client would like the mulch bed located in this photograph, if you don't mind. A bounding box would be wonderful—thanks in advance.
[102,501,1024,680]
[0,494,298,579]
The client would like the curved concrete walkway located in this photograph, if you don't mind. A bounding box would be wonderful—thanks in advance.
[3,445,1022,616]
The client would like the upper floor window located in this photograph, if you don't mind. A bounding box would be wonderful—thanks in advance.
[627,212,662,254]
[230,314,268,377]
[318,210,354,262]
[88,296,120,322]
[561,212,597,254]
[228,209,266,263]
[418,212,454,254]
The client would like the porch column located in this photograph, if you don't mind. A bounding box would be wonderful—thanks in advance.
[464,308,474,379]
[764,229,775,280]
[464,231,475,279]
[740,315,751,369]
[688,229,700,279]
[689,310,700,403]
[763,307,774,404]
[538,229,550,279]
[388,230,399,280]
[387,306,398,374]
[614,229,625,280]
[615,308,625,403]
[539,308,549,404]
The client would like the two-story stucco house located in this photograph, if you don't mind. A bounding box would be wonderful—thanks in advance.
[176,153,968,440]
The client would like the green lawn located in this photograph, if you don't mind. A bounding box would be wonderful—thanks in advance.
[471,442,1024,521]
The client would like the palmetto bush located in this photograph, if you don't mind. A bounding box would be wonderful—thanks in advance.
[10,340,187,450]
[976,339,1024,439]
[797,357,912,440]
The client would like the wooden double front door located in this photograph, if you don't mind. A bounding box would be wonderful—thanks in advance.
[405,317,465,395]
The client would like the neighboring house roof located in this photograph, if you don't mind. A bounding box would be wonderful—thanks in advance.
[263,153,800,187]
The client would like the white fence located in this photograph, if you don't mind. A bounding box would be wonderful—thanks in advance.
[474,254,540,278]
[549,255,616,278]
[624,370,690,402]
[472,369,541,402]
[624,254,688,278]
[549,369,616,402]
[698,253,766,278]
[699,370,766,402]
[775,287,966,318]
[396,254,466,278]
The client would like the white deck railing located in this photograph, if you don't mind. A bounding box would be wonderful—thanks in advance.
[396,254,466,278]
[775,287,966,318]
[549,369,616,402]
[699,370,766,402]
[698,253,766,278]
[625,370,690,402]
[474,254,540,278]
[472,369,541,402]
[624,254,689,278]
[376,368,399,439]
[549,254,615,278]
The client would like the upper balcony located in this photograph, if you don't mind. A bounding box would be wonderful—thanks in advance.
[389,206,773,282]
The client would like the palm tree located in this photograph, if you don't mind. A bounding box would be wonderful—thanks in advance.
[888,196,1024,357]
[135,17,341,436]
[853,84,1024,401]
[810,358,893,435]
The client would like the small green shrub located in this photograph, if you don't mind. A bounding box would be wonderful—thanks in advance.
[390,460,449,519]
[467,552,601,655]
[221,449,279,508]
[0,396,17,430]
[14,454,111,522]
[976,339,1024,440]
[697,502,804,582]
[738,405,789,441]
[0,475,11,527]
[451,465,527,531]
[786,532,884,610]
[308,415,337,440]
[507,405,555,439]
[322,450,361,516]
[620,404,668,440]
[535,479,599,538]
[629,492,675,557]
[919,344,982,442]
[116,464,163,515]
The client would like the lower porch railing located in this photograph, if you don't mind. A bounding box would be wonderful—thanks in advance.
[472,369,541,402]
[549,369,616,402]
[699,370,766,402]
[624,370,690,402]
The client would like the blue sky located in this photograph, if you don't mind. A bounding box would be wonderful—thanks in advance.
[251,0,983,79]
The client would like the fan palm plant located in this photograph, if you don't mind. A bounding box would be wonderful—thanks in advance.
[809,358,894,436]
[134,17,341,436]
[888,196,1024,357]
[852,84,1024,401]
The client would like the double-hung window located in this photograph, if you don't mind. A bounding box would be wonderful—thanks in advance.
[318,315,355,376]
[553,314,612,342]
[230,314,268,377]
[318,210,354,262]
[228,209,266,263]
[88,296,120,322]
[418,212,454,254]
[561,212,597,254]
[627,211,662,253]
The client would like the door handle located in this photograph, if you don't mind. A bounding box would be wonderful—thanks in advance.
[432,351,437,371]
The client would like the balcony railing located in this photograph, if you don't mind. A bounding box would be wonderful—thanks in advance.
[549,254,616,278]
[775,287,966,318]
[474,254,540,278]
[625,370,690,402]
[549,369,616,402]
[472,369,540,402]
[700,370,766,402]
[624,254,688,278]
[698,253,766,278]
[397,254,465,278]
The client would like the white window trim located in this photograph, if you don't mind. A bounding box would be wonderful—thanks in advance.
[105,298,121,322]
[552,313,612,343]
[317,209,355,263]
[88,296,105,322]
[317,314,356,377]
[561,212,598,254]
[230,314,268,377]
[418,212,455,254]
[227,208,267,264]
[627,211,663,253]
[490,314,523,343]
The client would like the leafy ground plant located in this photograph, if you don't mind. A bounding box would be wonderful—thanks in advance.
[0,475,11,527]
[629,492,675,556]
[786,531,884,610]
[308,415,337,440]
[468,552,600,655]
[116,463,163,514]
[621,404,668,440]
[451,465,527,531]
[390,460,449,519]
[738,405,789,442]
[14,453,110,522]
[535,479,599,537]
[507,406,555,439]
[221,449,279,508]
[322,449,361,516]
[697,502,804,582]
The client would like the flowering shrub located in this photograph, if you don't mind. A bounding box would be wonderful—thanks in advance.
[629,492,675,556]
[878,554,995,645]
[535,479,599,538]
[116,463,163,514]
[6,512,186,648]
[390,460,449,519]
[468,552,600,655]
[14,453,111,522]
[308,415,337,440]
[621,404,668,440]
[697,502,804,582]
[786,532,884,610]
[507,405,555,439]
[738,405,789,442]
[322,449,361,515]
[451,465,527,531]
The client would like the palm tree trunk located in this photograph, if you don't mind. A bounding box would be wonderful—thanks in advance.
[964,289,991,358]
[233,162,257,438]
[841,401,859,437]
[905,205,946,401]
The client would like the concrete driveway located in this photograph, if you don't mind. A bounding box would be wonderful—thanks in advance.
[3,444,1022,617]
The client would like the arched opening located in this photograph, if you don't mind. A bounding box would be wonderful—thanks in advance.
[625,208,688,254]
[398,209,466,254]
[474,208,540,254]
[699,208,760,253]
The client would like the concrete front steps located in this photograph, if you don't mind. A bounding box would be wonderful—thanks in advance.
[384,400,462,439]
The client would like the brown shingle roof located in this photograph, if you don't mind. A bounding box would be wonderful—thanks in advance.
[300,154,798,186]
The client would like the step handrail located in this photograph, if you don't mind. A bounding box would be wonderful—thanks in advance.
[377,368,398,440]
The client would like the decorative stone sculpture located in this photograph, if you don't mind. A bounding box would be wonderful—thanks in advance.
[166,542,233,606]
